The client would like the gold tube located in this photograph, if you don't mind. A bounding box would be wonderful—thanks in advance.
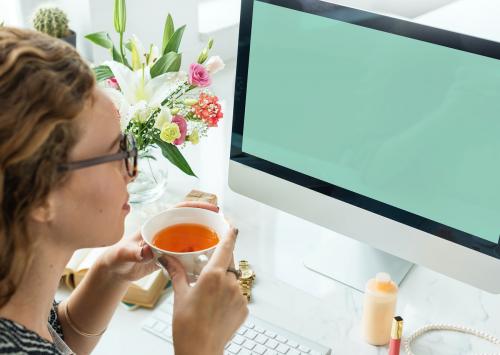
[391,316,404,339]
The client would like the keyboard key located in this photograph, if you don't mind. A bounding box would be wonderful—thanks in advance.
[243,340,256,350]
[265,351,278,355]
[277,343,290,354]
[238,349,252,355]
[266,339,279,349]
[287,340,299,348]
[244,321,255,329]
[255,334,268,345]
[232,335,246,345]
[255,326,265,333]
[310,351,321,355]
[264,330,277,338]
[237,328,247,336]
[276,335,287,343]
[245,330,258,340]
[162,326,172,337]
[254,344,267,354]
[153,322,166,332]
[287,349,300,355]
[298,345,311,353]
[227,344,242,354]
[143,318,157,328]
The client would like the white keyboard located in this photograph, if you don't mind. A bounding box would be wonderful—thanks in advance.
[142,294,332,355]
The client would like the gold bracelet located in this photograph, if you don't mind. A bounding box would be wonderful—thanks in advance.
[64,301,107,337]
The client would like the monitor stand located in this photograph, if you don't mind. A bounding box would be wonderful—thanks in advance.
[303,232,413,292]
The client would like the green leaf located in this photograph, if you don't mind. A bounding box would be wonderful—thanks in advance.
[110,45,130,67]
[85,31,129,67]
[114,0,127,33]
[93,65,114,82]
[154,137,196,177]
[163,25,185,55]
[150,52,181,78]
[111,45,123,62]
[162,14,175,54]
[85,31,113,49]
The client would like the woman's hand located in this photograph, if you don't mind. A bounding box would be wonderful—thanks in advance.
[97,232,158,282]
[98,200,220,282]
[160,227,248,355]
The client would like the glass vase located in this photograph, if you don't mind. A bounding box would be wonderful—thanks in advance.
[128,146,169,204]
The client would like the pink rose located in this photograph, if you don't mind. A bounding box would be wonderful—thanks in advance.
[172,115,187,145]
[188,63,212,87]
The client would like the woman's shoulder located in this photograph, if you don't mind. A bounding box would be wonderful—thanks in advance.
[0,301,64,355]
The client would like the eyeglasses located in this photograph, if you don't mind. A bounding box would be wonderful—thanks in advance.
[58,133,138,178]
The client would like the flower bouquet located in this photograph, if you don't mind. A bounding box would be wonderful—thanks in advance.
[85,0,224,181]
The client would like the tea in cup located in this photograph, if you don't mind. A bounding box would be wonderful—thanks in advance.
[142,207,229,281]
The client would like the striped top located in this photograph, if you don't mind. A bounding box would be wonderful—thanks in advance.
[0,301,67,354]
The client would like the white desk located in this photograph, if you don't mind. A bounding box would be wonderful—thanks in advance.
[56,3,500,352]
[57,162,500,355]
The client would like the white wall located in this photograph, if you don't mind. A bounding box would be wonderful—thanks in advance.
[8,0,94,60]
[0,0,23,27]
[87,0,203,65]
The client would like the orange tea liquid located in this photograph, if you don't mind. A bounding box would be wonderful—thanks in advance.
[152,223,219,253]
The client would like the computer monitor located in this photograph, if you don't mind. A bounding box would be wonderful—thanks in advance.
[229,0,500,293]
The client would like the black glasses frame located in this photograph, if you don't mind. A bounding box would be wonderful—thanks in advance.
[58,133,138,178]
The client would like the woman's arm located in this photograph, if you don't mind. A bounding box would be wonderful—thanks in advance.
[56,201,221,354]
[57,230,158,354]
[58,260,131,354]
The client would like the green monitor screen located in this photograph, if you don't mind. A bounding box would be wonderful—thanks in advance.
[231,0,500,258]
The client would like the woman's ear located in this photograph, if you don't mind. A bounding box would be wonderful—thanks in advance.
[29,196,56,223]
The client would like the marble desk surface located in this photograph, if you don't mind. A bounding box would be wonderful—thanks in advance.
[57,161,500,355]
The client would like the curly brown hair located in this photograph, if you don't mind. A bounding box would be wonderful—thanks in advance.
[0,27,95,308]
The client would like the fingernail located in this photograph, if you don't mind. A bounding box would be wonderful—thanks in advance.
[139,246,145,261]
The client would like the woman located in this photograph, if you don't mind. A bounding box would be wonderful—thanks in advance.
[0,27,248,355]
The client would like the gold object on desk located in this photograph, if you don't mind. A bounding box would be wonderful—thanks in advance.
[238,260,256,301]
[391,316,404,339]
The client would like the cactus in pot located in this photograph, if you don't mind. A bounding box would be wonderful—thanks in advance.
[32,6,76,47]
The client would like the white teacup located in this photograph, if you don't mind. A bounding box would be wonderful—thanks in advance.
[142,207,229,281]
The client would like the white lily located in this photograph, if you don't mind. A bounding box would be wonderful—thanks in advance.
[129,35,160,69]
[127,100,157,124]
[130,35,146,70]
[104,60,187,108]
